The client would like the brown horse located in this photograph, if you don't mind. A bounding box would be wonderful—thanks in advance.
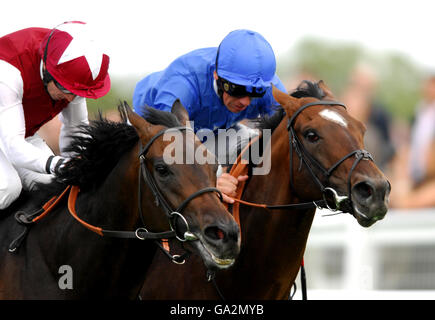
[0,101,239,299]
[139,80,390,299]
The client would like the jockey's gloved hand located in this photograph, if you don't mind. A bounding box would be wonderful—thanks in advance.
[46,155,69,175]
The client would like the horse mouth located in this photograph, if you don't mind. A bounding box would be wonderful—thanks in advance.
[349,178,390,227]
[352,202,387,228]
[189,234,236,270]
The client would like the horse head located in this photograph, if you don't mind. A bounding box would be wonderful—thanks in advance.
[273,81,390,227]
[123,101,240,270]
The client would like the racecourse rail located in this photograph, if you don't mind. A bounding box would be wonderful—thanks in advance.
[292,207,435,300]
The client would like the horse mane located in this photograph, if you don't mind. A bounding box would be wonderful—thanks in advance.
[255,80,326,132]
[56,103,183,190]
[8,102,184,216]
[55,111,138,192]
[290,80,326,99]
[6,105,139,213]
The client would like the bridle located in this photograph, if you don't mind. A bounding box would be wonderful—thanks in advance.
[137,126,223,242]
[73,125,223,244]
[9,126,224,262]
[226,100,374,214]
[285,100,373,300]
[287,100,374,213]
[207,99,375,301]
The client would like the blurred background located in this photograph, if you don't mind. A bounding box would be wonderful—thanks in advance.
[2,0,435,299]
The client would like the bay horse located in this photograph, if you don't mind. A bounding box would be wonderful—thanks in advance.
[0,101,240,299]
[139,80,390,299]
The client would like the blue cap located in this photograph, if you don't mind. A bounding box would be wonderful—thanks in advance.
[215,29,276,92]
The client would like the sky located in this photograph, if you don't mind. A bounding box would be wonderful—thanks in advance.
[2,0,435,78]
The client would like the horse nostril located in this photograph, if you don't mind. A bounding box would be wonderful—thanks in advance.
[354,181,373,199]
[204,226,226,241]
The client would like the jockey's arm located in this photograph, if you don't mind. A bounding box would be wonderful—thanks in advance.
[0,80,56,174]
[58,96,89,157]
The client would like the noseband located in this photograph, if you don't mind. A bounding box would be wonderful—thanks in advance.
[287,101,374,212]
[138,126,223,242]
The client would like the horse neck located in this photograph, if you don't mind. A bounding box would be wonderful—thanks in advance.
[78,145,140,229]
[56,144,149,297]
[226,118,316,299]
[244,118,295,205]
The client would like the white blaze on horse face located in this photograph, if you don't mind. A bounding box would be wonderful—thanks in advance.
[319,109,348,128]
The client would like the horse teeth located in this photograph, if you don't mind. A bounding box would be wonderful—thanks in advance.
[203,243,234,266]
[210,251,234,266]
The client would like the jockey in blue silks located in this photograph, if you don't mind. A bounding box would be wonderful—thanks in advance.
[132,29,287,203]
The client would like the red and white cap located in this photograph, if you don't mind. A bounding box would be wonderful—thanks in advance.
[39,21,110,99]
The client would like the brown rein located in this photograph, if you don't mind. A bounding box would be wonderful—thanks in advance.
[15,185,175,240]
[224,132,327,237]
[26,185,104,236]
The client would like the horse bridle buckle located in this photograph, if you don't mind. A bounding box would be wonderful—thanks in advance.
[355,150,373,161]
[323,187,349,211]
[135,227,149,240]
[171,255,186,265]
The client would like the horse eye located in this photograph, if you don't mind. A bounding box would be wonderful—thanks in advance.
[304,130,320,143]
[155,164,170,177]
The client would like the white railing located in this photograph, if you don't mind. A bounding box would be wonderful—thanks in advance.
[293,208,435,300]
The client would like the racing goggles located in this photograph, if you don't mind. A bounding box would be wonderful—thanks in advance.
[217,77,266,98]
[43,70,73,95]
[53,78,73,95]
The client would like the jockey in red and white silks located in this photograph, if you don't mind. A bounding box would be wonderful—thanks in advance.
[0,21,110,209]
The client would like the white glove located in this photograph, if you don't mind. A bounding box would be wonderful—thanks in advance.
[45,155,68,175]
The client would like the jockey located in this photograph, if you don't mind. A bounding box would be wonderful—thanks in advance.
[0,21,110,210]
[133,29,286,203]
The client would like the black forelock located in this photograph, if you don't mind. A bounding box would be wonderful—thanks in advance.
[290,80,326,100]
[254,107,285,132]
[255,81,326,132]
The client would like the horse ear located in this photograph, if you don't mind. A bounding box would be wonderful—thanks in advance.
[171,99,191,128]
[317,80,336,99]
[272,85,299,114]
[119,101,151,138]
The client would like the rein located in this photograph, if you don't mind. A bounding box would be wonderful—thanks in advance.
[67,185,176,240]
[228,100,373,214]
[213,99,374,300]
[9,125,223,261]
[226,131,326,222]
